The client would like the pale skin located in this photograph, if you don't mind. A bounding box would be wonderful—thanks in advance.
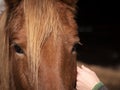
[76,65,100,90]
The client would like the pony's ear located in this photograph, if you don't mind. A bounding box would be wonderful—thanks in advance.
[5,0,21,8]
[61,0,78,6]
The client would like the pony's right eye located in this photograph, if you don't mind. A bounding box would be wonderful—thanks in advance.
[14,44,24,54]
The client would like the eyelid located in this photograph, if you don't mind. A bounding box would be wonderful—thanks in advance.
[78,42,83,46]
[10,42,21,47]
[10,42,19,47]
[10,42,16,47]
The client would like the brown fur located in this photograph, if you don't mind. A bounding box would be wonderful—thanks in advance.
[0,0,79,90]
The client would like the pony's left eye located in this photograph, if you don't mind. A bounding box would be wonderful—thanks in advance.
[72,43,81,53]
[72,43,78,52]
[14,44,24,54]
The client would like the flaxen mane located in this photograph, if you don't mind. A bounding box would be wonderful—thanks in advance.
[0,11,9,90]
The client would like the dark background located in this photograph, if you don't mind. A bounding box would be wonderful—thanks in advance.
[75,0,120,67]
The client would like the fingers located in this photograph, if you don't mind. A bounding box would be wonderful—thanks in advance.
[77,66,82,73]
[81,65,92,72]
[77,65,100,90]
[81,65,95,74]
[77,65,94,74]
[77,65,100,82]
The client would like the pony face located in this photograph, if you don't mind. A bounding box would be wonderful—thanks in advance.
[1,0,79,90]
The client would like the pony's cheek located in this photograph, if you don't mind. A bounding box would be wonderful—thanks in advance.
[12,56,29,89]
[12,53,27,74]
[14,54,27,70]
[12,54,26,69]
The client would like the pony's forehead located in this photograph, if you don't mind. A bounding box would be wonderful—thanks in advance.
[0,0,5,15]
[0,0,76,15]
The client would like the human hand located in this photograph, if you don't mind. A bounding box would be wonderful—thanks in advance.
[76,65,100,90]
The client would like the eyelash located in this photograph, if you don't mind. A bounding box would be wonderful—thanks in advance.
[72,42,83,52]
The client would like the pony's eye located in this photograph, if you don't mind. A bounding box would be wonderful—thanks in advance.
[72,44,77,52]
[14,44,24,54]
[72,43,80,53]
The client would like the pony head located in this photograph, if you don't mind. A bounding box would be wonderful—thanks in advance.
[0,0,79,90]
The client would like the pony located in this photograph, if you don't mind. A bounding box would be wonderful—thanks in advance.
[0,0,80,90]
